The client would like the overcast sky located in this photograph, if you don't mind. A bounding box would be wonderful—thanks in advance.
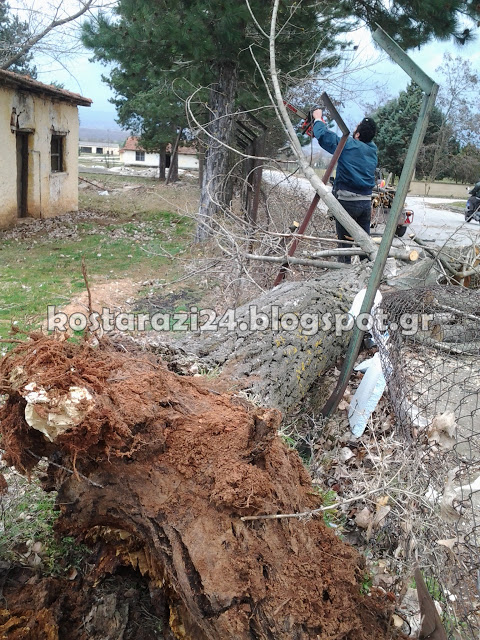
[27,6,480,132]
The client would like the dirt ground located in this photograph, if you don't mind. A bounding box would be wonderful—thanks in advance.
[408,181,470,199]
[41,279,139,324]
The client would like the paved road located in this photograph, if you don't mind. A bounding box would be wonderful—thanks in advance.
[263,170,480,247]
[406,196,480,246]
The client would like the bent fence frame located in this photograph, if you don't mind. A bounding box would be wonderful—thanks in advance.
[321,25,439,417]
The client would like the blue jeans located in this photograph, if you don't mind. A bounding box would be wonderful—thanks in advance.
[335,198,371,264]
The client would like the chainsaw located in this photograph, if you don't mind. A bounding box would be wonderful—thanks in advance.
[283,101,325,137]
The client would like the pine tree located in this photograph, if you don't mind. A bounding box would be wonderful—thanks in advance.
[0,3,36,77]
[373,83,445,180]
[83,0,479,240]
[340,0,479,48]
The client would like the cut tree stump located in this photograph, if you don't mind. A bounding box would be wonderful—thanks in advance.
[0,334,396,640]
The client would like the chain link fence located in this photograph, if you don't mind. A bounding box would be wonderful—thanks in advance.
[374,285,480,638]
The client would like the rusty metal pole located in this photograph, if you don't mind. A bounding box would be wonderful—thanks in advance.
[273,93,350,287]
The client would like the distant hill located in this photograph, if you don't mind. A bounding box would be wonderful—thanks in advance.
[78,106,131,142]
[79,127,129,144]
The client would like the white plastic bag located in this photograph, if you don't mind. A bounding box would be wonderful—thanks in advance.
[348,353,386,437]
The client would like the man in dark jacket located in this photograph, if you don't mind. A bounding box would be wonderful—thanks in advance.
[469,180,480,198]
[312,109,377,263]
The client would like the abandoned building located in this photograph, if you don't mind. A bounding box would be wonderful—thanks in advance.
[0,69,91,229]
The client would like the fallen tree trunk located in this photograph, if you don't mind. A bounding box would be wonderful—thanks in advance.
[385,256,440,289]
[0,335,396,639]
[175,267,369,412]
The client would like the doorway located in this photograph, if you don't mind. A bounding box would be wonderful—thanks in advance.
[16,132,29,218]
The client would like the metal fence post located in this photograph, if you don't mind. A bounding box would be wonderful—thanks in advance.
[321,26,439,417]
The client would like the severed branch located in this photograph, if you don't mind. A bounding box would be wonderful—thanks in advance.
[412,334,480,356]
[267,231,357,244]
[307,247,419,262]
[245,253,348,270]
[81,257,93,319]
[412,235,480,280]
[78,175,105,190]
[241,486,386,522]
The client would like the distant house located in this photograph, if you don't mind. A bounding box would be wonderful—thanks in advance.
[78,141,120,156]
[119,136,199,169]
[0,69,91,229]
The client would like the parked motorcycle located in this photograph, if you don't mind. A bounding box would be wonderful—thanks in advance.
[465,195,480,223]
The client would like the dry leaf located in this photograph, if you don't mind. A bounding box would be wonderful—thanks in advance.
[32,541,43,554]
[373,505,391,528]
[436,538,459,550]
[67,567,78,580]
[427,412,457,450]
[440,469,461,522]
[338,447,354,463]
[355,507,372,529]
[392,614,404,629]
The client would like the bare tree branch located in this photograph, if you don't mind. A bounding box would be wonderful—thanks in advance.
[1,0,95,71]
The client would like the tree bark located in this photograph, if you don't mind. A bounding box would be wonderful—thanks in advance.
[166,128,183,185]
[195,62,237,242]
[176,267,369,412]
[167,147,179,183]
[159,143,167,181]
[198,149,205,187]
[0,329,395,640]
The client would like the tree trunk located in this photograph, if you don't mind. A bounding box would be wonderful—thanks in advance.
[176,267,368,412]
[167,147,179,183]
[195,62,237,242]
[198,149,204,187]
[166,128,183,185]
[0,329,395,640]
[159,143,167,181]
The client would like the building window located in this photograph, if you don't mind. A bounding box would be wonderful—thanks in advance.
[96,147,103,154]
[51,135,65,172]
[80,146,92,153]
[135,150,145,162]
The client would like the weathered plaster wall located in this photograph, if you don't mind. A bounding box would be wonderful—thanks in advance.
[0,85,80,228]
[0,89,19,227]
[178,154,199,170]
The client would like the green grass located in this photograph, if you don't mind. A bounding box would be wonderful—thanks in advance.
[318,488,345,529]
[0,207,193,341]
[0,475,90,576]
[0,179,198,575]
[360,572,373,595]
